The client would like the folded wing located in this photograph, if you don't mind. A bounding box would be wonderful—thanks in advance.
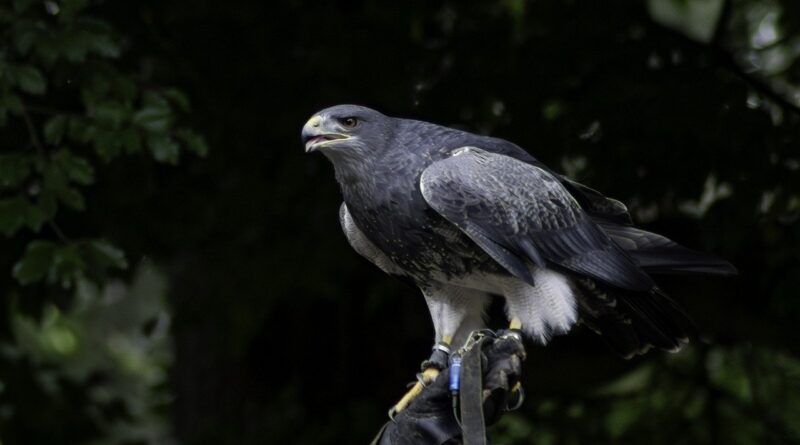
[420,147,654,291]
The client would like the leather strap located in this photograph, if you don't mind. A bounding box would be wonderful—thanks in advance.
[459,336,489,445]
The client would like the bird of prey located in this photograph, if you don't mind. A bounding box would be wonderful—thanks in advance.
[302,104,736,412]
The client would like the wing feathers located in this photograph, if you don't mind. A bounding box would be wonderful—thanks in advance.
[518,238,546,269]
[464,224,535,285]
[595,218,737,276]
[420,147,654,291]
[577,279,693,358]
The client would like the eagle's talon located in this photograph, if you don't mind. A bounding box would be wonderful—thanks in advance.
[420,355,447,372]
[392,367,441,414]
[505,382,525,411]
[420,367,440,385]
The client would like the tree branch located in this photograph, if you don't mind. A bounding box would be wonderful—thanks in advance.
[710,0,733,47]
[48,220,71,243]
[715,50,800,117]
[20,102,73,244]
[646,12,800,119]
[20,102,46,155]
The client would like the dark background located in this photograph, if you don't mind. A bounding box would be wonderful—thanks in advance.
[1,0,799,444]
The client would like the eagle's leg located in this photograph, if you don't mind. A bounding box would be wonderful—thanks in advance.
[391,286,490,415]
[391,337,452,415]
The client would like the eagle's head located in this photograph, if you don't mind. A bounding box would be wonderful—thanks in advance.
[302,105,394,165]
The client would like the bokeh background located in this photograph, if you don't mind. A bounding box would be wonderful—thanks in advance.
[1,0,799,444]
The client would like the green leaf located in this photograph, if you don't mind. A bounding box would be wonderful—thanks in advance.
[605,399,645,438]
[132,106,173,133]
[24,202,49,232]
[57,152,94,185]
[114,77,138,104]
[67,118,94,144]
[88,33,120,58]
[61,31,90,63]
[12,0,35,14]
[44,115,68,145]
[647,0,724,43]
[120,127,142,154]
[43,161,69,192]
[0,153,31,187]
[177,129,209,157]
[13,240,57,285]
[594,364,653,396]
[147,135,179,164]
[91,128,122,160]
[52,244,86,287]
[142,91,169,108]
[36,190,58,221]
[35,36,59,66]
[86,239,127,270]
[14,65,46,95]
[162,88,191,112]
[5,94,23,115]
[542,100,565,121]
[0,197,28,236]
[707,347,753,402]
[58,187,85,211]
[60,0,91,18]
[92,102,128,128]
[82,79,110,104]
[13,24,37,55]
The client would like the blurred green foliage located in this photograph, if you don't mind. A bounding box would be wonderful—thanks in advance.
[0,0,206,291]
[494,344,800,444]
[0,0,204,442]
[4,264,172,444]
[0,0,799,444]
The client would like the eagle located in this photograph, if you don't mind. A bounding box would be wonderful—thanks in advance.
[302,104,735,412]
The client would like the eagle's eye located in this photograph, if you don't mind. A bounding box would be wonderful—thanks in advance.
[339,117,358,129]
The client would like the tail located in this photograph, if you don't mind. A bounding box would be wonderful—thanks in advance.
[630,247,737,275]
[576,278,695,359]
[594,218,737,277]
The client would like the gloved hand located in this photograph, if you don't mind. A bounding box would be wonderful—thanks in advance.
[480,332,526,426]
[373,333,526,445]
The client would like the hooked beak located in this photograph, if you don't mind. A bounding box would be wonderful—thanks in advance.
[302,115,350,153]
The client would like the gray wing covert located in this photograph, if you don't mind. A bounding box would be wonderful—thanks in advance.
[419,147,654,291]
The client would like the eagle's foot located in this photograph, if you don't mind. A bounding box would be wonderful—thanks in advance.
[420,341,451,370]
[389,342,451,417]
[390,367,441,417]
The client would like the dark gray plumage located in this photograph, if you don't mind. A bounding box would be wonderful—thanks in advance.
[303,104,736,358]
[420,147,655,291]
